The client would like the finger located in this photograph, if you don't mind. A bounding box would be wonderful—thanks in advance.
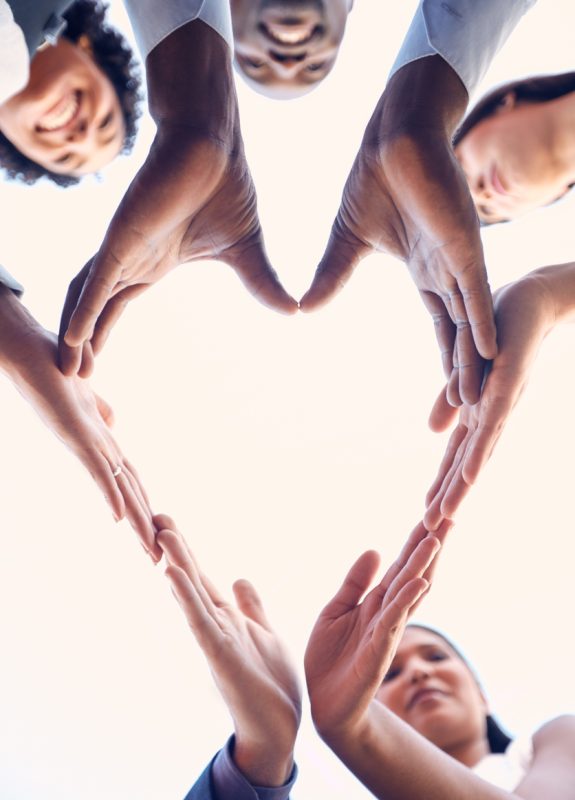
[457,272,498,361]
[233,579,272,631]
[452,315,485,406]
[165,564,222,649]
[299,223,369,312]
[446,365,462,408]
[58,261,93,375]
[153,512,180,534]
[78,341,95,379]
[418,290,456,380]
[460,390,515,485]
[64,257,121,347]
[156,527,227,608]
[438,471,472,520]
[95,393,115,428]
[376,521,429,599]
[223,238,298,315]
[91,284,149,356]
[320,550,381,619]
[428,385,458,433]
[384,536,441,606]
[79,448,125,522]
[424,422,469,507]
[118,464,161,563]
[374,578,430,640]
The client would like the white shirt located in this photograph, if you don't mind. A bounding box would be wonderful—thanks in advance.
[472,737,534,791]
[0,0,29,105]
[390,0,538,95]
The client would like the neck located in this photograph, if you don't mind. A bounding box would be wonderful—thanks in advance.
[443,735,490,769]
[547,92,575,184]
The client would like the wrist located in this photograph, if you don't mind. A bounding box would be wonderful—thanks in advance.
[377,55,468,140]
[232,735,295,787]
[528,262,575,326]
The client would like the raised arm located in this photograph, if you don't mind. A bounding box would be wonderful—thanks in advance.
[425,263,575,530]
[59,18,296,376]
[0,285,159,561]
[155,516,301,797]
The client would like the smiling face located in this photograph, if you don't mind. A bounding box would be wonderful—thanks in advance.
[455,96,574,224]
[231,0,353,98]
[0,36,125,176]
[376,628,489,762]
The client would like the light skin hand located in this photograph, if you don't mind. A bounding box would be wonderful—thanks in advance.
[155,515,301,787]
[59,21,297,377]
[0,288,159,560]
[300,56,496,407]
[304,519,451,742]
[424,271,558,530]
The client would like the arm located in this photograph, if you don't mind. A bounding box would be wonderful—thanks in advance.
[59,19,296,376]
[155,515,301,796]
[301,0,538,405]
[0,285,159,561]
[424,263,575,530]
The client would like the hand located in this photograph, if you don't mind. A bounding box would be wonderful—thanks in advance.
[156,515,301,787]
[300,57,497,406]
[424,272,557,530]
[59,22,297,377]
[0,294,159,560]
[304,520,451,741]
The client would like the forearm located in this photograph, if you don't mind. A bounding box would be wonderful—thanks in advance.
[145,19,237,138]
[0,286,44,377]
[322,703,513,800]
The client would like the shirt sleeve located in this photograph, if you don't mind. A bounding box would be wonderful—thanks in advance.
[0,0,29,104]
[122,0,233,60]
[184,737,297,800]
[389,0,538,95]
[0,264,24,297]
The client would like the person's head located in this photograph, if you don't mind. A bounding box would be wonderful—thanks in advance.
[454,72,575,224]
[0,0,142,186]
[376,625,511,762]
[231,0,354,99]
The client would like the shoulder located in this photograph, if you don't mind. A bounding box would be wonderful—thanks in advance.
[532,715,575,757]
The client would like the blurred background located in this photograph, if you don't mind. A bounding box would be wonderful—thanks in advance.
[0,2,573,797]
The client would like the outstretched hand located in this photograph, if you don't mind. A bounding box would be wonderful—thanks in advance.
[300,57,496,407]
[305,519,451,741]
[156,515,301,787]
[424,273,557,530]
[58,21,296,377]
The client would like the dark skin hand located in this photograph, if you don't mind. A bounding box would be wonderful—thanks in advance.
[300,56,497,406]
[59,20,297,377]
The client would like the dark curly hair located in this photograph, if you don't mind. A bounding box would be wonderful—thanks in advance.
[453,72,575,226]
[0,0,143,187]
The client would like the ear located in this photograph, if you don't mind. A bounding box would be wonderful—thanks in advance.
[77,34,94,57]
[495,91,516,114]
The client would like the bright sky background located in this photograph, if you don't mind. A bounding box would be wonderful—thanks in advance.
[1,2,574,798]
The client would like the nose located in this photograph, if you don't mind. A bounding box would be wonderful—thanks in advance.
[65,116,89,143]
[408,660,431,684]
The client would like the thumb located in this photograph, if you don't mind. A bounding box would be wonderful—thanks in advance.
[95,393,115,428]
[428,385,458,432]
[233,579,272,631]
[300,222,369,312]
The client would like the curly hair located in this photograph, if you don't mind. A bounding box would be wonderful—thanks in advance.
[0,0,143,187]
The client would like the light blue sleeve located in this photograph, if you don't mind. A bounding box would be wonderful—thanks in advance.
[122,0,233,59]
[0,264,24,296]
[389,0,538,95]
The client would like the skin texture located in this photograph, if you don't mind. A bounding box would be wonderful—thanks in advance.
[424,263,575,530]
[0,37,125,175]
[0,286,159,561]
[231,0,354,99]
[156,516,301,787]
[300,56,497,408]
[456,93,575,223]
[59,20,296,376]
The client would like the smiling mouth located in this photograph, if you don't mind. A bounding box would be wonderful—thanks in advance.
[36,90,81,133]
[261,21,322,46]
[407,689,446,710]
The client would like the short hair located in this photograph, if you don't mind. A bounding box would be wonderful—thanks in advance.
[406,624,513,754]
[0,0,143,187]
[454,72,575,226]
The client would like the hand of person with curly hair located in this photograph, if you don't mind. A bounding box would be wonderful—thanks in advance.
[58,20,297,376]
[300,56,497,408]
[0,285,159,561]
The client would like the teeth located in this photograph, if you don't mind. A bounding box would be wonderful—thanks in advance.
[38,93,79,132]
[266,25,313,45]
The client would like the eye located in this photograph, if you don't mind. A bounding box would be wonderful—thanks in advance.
[306,62,326,72]
[98,112,113,130]
[382,665,401,683]
[245,57,265,69]
[426,648,448,663]
[478,204,493,218]
[53,153,72,165]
